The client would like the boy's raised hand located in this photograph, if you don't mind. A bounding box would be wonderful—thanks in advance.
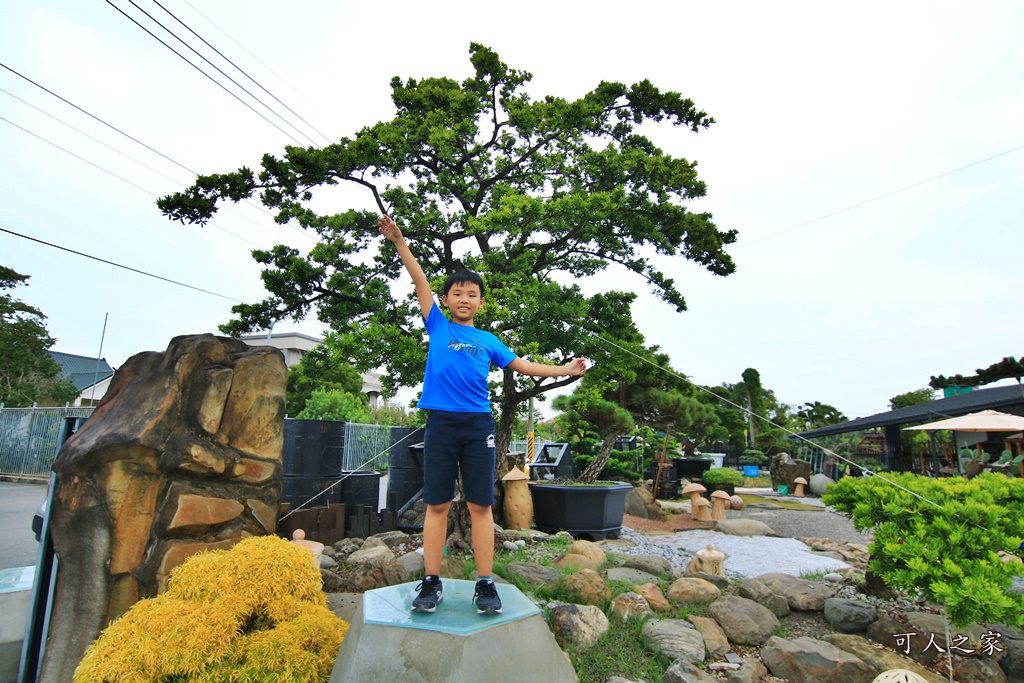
[378,215,402,242]
[565,358,588,376]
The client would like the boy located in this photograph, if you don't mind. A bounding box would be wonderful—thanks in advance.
[378,215,587,615]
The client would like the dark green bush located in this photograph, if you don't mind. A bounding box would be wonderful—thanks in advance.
[701,467,742,486]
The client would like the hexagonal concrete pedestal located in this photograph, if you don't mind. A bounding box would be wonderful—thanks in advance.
[328,579,578,683]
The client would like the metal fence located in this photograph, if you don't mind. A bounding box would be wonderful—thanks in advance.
[341,422,394,471]
[0,406,95,478]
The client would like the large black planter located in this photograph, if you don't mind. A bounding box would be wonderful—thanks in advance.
[674,458,714,480]
[528,481,631,540]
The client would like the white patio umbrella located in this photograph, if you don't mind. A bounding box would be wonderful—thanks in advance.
[904,410,1024,432]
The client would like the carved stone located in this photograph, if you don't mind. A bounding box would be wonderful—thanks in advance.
[40,334,287,683]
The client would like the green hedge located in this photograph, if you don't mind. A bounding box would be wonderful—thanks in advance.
[823,472,1024,627]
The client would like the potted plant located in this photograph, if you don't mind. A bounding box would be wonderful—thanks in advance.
[739,449,768,477]
[529,394,633,539]
[674,453,715,479]
[700,466,742,496]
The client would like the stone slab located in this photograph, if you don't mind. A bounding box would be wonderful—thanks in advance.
[330,580,577,682]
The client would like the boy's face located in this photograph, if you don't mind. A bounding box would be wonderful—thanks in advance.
[441,281,484,326]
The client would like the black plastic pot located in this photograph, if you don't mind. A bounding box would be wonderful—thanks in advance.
[528,481,631,540]
[674,458,714,480]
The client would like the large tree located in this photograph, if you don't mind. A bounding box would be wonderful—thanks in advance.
[158,44,736,462]
[0,266,78,407]
[930,357,1024,390]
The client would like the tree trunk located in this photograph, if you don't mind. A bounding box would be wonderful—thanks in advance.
[578,435,617,483]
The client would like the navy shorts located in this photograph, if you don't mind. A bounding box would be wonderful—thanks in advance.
[422,410,496,507]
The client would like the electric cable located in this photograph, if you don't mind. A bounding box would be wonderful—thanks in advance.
[0,227,243,302]
[151,0,333,145]
[104,0,308,147]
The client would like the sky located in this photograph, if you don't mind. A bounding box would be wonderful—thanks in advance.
[1,1,1021,421]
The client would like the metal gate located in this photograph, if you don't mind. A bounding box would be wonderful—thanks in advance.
[0,406,95,478]
[341,422,392,471]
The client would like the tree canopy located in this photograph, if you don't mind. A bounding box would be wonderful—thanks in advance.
[158,44,736,457]
[889,387,937,410]
[930,357,1024,390]
[0,266,78,407]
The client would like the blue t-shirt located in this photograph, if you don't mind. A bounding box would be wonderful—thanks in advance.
[418,302,517,412]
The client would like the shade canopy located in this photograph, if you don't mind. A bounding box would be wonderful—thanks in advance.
[904,410,1024,433]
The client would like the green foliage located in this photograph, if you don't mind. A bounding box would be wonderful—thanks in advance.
[286,342,365,417]
[889,388,937,410]
[701,467,742,486]
[0,266,78,407]
[572,450,640,481]
[553,388,633,483]
[794,401,847,431]
[158,44,736,460]
[739,449,767,466]
[822,472,1024,627]
[296,388,370,423]
[931,356,1024,389]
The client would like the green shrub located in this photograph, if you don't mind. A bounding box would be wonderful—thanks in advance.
[739,449,768,466]
[823,472,1024,627]
[701,467,742,486]
[573,450,640,481]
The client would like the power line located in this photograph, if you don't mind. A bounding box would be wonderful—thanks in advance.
[151,0,333,146]
[105,0,309,147]
[0,227,243,302]
[729,143,1024,251]
[0,60,315,243]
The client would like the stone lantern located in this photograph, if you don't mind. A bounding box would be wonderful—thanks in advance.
[502,466,533,531]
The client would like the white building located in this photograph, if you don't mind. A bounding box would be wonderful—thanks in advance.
[238,332,382,408]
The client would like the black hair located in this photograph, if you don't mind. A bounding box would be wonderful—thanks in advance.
[442,270,486,297]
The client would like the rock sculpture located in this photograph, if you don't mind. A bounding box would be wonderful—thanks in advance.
[40,334,287,683]
[686,544,725,576]
[769,452,812,493]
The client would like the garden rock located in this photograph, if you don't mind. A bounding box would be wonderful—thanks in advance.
[662,659,716,683]
[624,485,651,518]
[760,635,874,683]
[755,572,833,611]
[320,568,344,592]
[954,655,1008,683]
[809,473,833,496]
[624,553,673,577]
[822,633,947,683]
[360,535,388,551]
[634,582,671,612]
[607,567,660,584]
[562,568,611,606]
[769,453,812,493]
[823,597,877,633]
[348,544,395,567]
[667,576,721,604]
[556,553,604,572]
[992,623,1024,679]
[394,550,424,578]
[607,678,646,683]
[724,657,768,683]
[569,539,607,565]
[713,519,778,536]
[610,592,653,621]
[683,571,730,591]
[550,603,609,651]
[687,615,730,657]
[707,595,780,645]
[366,530,408,548]
[737,578,772,603]
[641,619,705,663]
[503,561,562,591]
[439,555,465,579]
[318,554,337,570]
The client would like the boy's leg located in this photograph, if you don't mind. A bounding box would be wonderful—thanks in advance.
[422,500,452,575]
[467,502,494,576]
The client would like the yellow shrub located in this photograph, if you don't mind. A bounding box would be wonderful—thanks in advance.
[75,536,347,683]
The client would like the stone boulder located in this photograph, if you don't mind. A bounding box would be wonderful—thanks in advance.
[688,615,730,657]
[760,635,874,683]
[822,633,948,683]
[713,519,778,536]
[641,619,705,663]
[606,567,660,584]
[667,576,721,604]
[663,659,716,683]
[823,597,878,633]
[503,561,562,592]
[707,595,780,646]
[634,583,671,612]
[609,592,653,621]
[755,572,834,611]
[41,334,287,683]
[809,473,833,496]
[624,553,673,577]
[561,568,611,606]
[550,603,609,651]
[769,452,812,493]
[738,578,790,617]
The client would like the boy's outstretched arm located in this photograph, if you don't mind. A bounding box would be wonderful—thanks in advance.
[379,215,434,320]
[507,357,588,378]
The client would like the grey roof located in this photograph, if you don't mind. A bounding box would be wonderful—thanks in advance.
[49,351,115,391]
[799,384,1024,439]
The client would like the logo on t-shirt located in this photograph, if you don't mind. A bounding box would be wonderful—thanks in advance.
[447,338,483,358]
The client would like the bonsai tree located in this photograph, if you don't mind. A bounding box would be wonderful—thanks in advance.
[553,389,633,484]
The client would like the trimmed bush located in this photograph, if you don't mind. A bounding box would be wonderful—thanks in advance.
[701,467,742,486]
[823,472,1024,628]
[74,535,347,683]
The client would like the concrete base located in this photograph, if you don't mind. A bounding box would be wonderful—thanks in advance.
[329,579,577,682]
[0,567,35,683]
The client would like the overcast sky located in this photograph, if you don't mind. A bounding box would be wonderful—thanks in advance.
[2,1,1021,421]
